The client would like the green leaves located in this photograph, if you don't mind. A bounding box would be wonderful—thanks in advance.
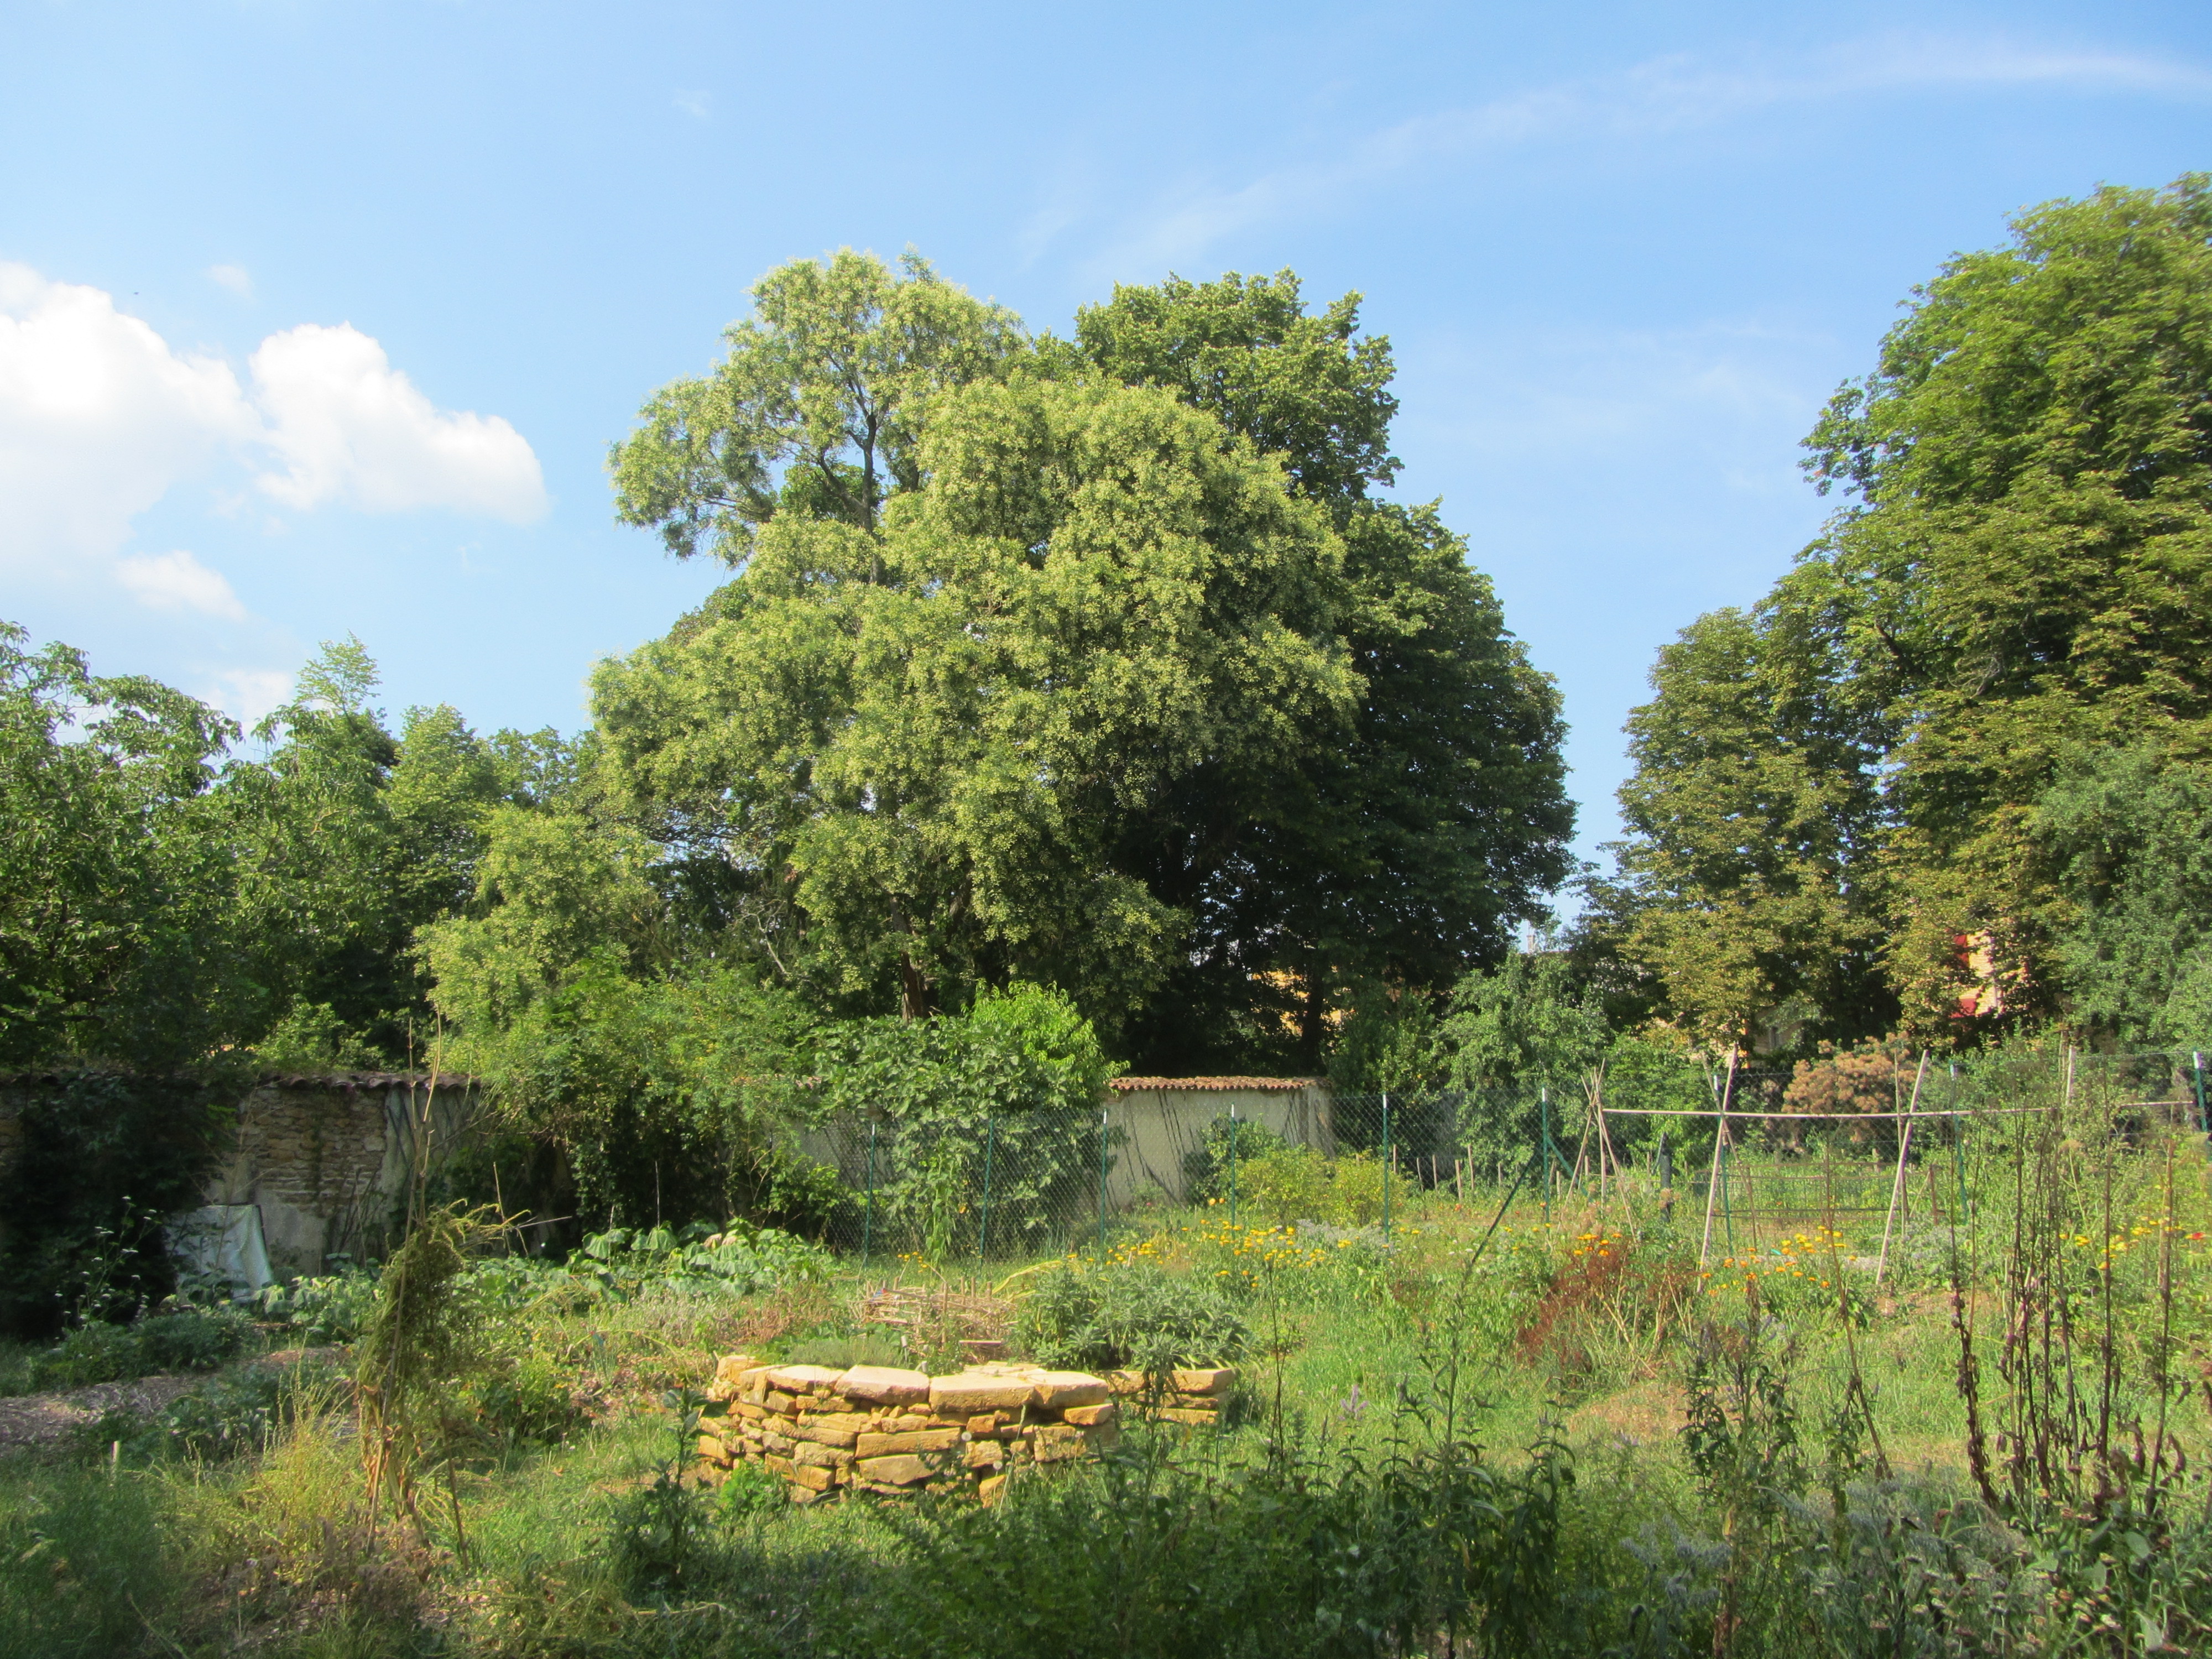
[1613,174,2212,1044]
[600,375,1354,1025]
[610,249,1025,565]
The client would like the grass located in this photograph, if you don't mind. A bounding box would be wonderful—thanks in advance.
[3,1119,2210,1655]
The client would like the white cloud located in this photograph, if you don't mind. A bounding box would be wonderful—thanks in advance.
[673,88,711,119]
[0,262,257,570]
[249,323,547,521]
[207,263,254,300]
[1081,34,2212,275]
[116,549,248,619]
[0,266,548,591]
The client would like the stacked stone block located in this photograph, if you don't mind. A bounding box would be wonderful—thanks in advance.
[697,1357,1167,1504]
[1105,1365,1238,1425]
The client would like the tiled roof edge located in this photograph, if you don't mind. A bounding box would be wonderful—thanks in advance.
[1107,1076,1322,1092]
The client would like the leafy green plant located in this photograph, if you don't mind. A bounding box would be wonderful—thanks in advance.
[255,1262,381,1343]
[1014,1260,1248,1375]
[815,984,1113,1259]
[610,1389,723,1601]
[357,1204,499,1545]
[0,1071,233,1338]
[26,1306,253,1389]
[1181,1115,1291,1206]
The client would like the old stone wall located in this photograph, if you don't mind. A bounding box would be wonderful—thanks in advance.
[199,1074,483,1275]
[696,1357,1237,1503]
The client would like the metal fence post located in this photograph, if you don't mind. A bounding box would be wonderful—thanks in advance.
[2195,1051,2208,1138]
[1096,1106,1109,1256]
[1540,1086,1550,1223]
[1228,1106,1239,1229]
[862,1120,877,1271]
[1381,1092,1391,1240]
[979,1114,995,1262]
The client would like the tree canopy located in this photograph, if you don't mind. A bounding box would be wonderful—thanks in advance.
[594,254,1574,1063]
[1605,175,2212,1047]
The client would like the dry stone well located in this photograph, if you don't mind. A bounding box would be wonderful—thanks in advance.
[696,1358,1239,1503]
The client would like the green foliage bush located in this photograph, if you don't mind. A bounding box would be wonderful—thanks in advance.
[254,1262,381,1343]
[27,1306,252,1389]
[0,1070,232,1337]
[1014,1260,1248,1375]
[1180,1115,1291,1206]
[815,984,1113,1258]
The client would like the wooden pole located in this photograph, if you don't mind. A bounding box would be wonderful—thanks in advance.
[1874,1052,1929,1288]
[1700,1048,1739,1268]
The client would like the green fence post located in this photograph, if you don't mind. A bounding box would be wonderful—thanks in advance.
[1381,1092,1391,1241]
[979,1114,995,1262]
[1096,1107,1109,1256]
[862,1120,877,1271]
[1228,1107,1239,1229]
[1540,1086,1551,1224]
[2195,1052,2208,1138]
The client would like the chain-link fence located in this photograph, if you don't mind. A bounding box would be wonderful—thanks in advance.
[782,1051,2212,1265]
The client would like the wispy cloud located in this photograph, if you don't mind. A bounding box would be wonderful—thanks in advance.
[673,89,711,120]
[206,263,254,300]
[117,549,249,619]
[1074,34,2212,278]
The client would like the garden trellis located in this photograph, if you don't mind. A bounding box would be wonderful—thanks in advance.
[781,1051,2212,1269]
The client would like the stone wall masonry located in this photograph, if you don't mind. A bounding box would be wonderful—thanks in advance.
[693,1356,1237,1504]
[198,1076,482,1275]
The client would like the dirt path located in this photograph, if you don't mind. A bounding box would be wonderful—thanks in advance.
[0,1375,199,1449]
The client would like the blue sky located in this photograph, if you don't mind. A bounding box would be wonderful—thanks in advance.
[4,0,2208,870]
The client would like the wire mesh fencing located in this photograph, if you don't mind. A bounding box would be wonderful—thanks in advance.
[779,1050,2212,1266]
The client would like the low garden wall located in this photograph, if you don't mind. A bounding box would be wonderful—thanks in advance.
[696,1357,1237,1502]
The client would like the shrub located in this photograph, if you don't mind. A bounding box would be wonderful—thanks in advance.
[814,983,1113,1258]
[1014,1260,1247,1375]
[1240,1143,1331,1224]
[27,1306,252,1389]
[0,1464,176,1659]
[133,1307,253,1372]
[1181,1115,1291,1206]
[0,1070,232,1338]
[107,1358,348,1464]
[255,1263,380,1343]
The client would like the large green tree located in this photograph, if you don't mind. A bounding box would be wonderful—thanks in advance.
[1611,175,2212,1043]
[0,624,242,1068]
[1071,272,1574,1065]
[596,373,1354,1028]
[600,253,1571,1066]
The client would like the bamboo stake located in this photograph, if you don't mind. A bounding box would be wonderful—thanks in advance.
[1700,1048,1739,1268]
[1875,1052,1929,1288]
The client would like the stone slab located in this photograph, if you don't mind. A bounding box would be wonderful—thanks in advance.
[1032,1371,1111,1410]
[768,1364,848,1393]
[715,1353,769,1384]
[1173,1367,1237,1396]
[855,1428,962,1458]
[837,1364,931,1406]
[786,1461,837,1492]
[1031,1423,1089,1463]
[855,1453,933,1486]
[930,1373,1037,1414]
[1061,1402,1116,1427]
